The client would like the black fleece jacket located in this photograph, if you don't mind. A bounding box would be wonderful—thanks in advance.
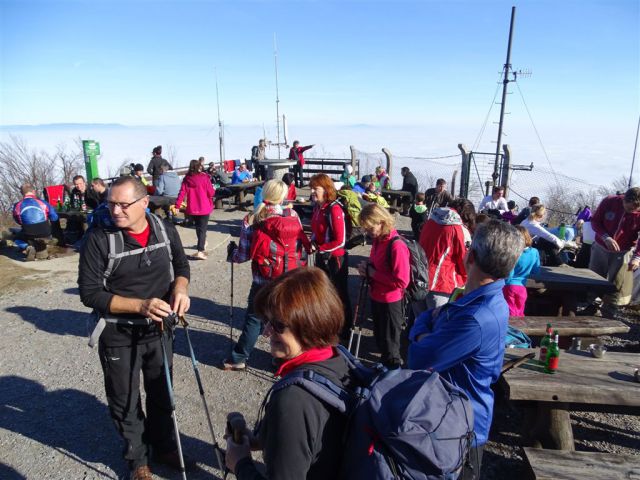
[78,215,190,346]
[236,353,351,480]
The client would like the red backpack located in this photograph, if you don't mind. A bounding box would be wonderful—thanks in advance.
[250,210,308,279]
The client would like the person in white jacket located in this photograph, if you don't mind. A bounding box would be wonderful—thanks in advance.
[479,185,509,214]
[521,204,566,265]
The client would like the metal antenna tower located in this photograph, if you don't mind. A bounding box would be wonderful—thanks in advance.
[493,6,516,187]
[215,68,225,164]
[274,33,282,160]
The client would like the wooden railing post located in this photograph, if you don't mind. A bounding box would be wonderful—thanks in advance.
[382,148,392,175]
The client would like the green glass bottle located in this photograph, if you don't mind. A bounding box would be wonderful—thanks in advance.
[545,331,560,374]
[538,323,552,362]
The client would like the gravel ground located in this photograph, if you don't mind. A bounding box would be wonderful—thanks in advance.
[1,206,638,479]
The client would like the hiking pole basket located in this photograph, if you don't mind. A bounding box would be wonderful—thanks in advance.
[347,276,368,358]
[159,319,187,480]
[180,315,225,470]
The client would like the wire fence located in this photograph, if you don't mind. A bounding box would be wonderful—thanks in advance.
[353,146,618,226]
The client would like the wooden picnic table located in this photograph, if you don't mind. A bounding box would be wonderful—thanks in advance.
[526,266,616,316]
[523,447,640,480]
[501,348,640,451]
[381,189,411,209]
[509,316,630,337]
[215,181,264,210]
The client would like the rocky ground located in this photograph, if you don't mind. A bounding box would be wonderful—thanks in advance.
[0,205,638,479]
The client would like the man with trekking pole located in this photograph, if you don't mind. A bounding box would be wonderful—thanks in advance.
[78,176,191,480]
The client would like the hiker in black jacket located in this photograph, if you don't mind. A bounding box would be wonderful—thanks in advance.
[78,176,190,480]
[400,166,419,214]
[225,268,350,480]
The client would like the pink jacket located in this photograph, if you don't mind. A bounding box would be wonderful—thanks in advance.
[368,230,410,303]
[175,172,215,216]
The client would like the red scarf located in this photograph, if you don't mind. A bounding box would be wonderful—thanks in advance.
[276,346,334,377]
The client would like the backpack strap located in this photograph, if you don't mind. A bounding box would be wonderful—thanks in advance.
[386,235,402,269]
[271,369,352,414]
[103,230,125,287]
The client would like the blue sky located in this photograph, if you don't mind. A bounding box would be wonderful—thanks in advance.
[0,0,638,187]
[1,0,638,127]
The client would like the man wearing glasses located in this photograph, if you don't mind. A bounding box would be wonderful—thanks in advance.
[78,176,191,480]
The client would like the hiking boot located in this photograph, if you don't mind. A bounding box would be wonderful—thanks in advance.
[130,465,153,480]
[24,246,36,261]
[153,450,195,471]
[222,359,246,371]
[577,303,600,316]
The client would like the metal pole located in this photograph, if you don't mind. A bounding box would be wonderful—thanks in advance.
[274,33,282,160]
[215,68,225,164]
[629,113,640,188]
[493,6,516,188]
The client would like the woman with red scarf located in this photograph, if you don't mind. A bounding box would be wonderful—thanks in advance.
[224,267,350,479]
[309,173,353,335]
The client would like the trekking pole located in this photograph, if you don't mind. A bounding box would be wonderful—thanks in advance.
[229,260,235,349]
[354,278,368,358]
[348,277,368,358]
[159,317,187,480]
[180,316,225,470]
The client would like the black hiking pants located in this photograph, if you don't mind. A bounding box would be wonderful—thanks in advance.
[292,163,304,188]
[371,299,404,369]
[99,332,175,470]
[192,214,209,252]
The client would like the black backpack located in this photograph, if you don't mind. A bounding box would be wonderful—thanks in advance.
[387,235,429,302]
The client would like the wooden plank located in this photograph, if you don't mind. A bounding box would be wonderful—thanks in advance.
[381,189,411,198]
[502,348,640,406]
[509,316,630,337]
[524,448,640,480]
[527,265,615,294]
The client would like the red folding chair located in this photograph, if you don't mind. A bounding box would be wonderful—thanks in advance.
[43,185,66,205]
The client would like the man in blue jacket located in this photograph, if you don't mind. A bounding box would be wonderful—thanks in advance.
[12,183,62,260]
[408,220,524,479]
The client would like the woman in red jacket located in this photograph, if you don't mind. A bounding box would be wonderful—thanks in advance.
[175,159,215,260]
[358,203,410,369]
[310,174,352,334]
[418,201,470,310]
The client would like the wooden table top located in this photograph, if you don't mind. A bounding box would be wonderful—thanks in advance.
[502,348,640,406]
[227,181,264,190]
[509,316,630,337]
[523,448,640,480]
[381,189,411,197]
[57,209,88,218]
[526,265,615,294]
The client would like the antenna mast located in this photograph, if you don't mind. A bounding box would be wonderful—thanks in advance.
[493,6,516,188]
[274,34,282,160]
[215,68,225,164]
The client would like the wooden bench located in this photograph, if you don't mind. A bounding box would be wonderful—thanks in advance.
[523,447,640,480]
[509,316,630,337]
[381,189,412,209]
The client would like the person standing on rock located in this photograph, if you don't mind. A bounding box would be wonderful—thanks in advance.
[288,140,314,188]
[78,175,191,480]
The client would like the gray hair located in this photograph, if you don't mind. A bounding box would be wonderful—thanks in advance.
[470,220,524,278]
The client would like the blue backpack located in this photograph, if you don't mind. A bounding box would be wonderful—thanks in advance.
[269,346,476,480]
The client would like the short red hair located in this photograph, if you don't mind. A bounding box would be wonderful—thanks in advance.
[309,173,337,202]
[254,267,344,349]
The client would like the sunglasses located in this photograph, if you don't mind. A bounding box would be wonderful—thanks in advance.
[263,318,287,334]
[107,196,146,210]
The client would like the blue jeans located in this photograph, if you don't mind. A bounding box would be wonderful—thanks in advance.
[230,281,264,364]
